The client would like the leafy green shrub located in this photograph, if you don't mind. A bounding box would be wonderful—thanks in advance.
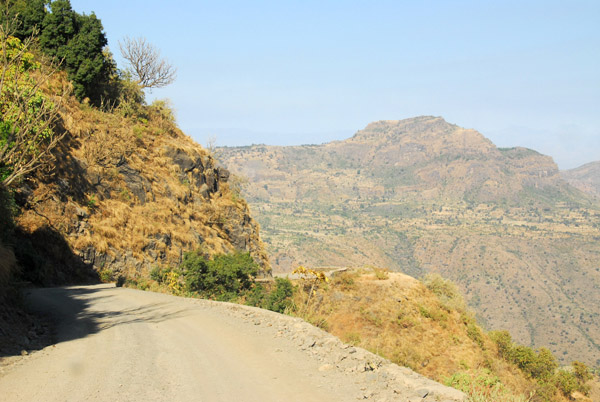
[507,345,557,381]
[115,75,146,117]
[489,330,513,359]
[529,348,557,380]
[266,278,294,313]
[148,99,175,127]
[149,266,164,283]
[572,360,593,384]
[553,370,578,398]
[181,251,259,301]
[0,32,65,187]
[466,323,484,348]
[555,361,593,397]
[245,283,267,307]
[99,268,113,282]
[509,345,538,376]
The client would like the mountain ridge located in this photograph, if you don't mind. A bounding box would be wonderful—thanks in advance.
[219,116,600,366]
[561,161,600,199]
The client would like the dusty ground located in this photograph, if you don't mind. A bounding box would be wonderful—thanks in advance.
[0,284,464,401]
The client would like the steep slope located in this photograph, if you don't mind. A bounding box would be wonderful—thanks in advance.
[9,75,269,286]
[562,161,600,199]
[219,116,600,366]
[291,268,589,401]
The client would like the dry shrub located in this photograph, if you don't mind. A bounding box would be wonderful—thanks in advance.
[72,233,94,250]
[373,267,390,280]
[423,273,466,312]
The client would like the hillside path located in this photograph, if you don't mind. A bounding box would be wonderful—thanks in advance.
[0,284,464,402]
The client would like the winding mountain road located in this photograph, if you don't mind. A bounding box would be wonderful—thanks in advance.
[0,284,464,402]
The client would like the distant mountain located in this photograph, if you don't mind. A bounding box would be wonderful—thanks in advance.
[562,161,600,198]
[220,116,600,366]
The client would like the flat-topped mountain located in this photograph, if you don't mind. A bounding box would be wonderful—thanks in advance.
[226,116,569,206]
[562,161,600,199]
[220,116,600,366]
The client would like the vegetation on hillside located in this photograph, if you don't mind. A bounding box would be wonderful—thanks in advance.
[0,0,267,288]
[288,267,595,402]
[121,250,293,314]
[0,0,269,358]
[561,161,600,199]
[125,257,597,401]
[0,3,597,401]
[1,0,111,104]
[219,119,600,367]
[0,12,66,184]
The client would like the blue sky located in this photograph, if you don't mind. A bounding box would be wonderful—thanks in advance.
[71,0,599,169]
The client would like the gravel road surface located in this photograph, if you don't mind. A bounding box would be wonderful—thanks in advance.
[0,284,464,402]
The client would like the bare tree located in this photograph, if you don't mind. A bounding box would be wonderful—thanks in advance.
[0,12,69,187]
[119,36,176,89]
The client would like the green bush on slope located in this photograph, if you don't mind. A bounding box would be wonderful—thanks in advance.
[489,329,593,400]
[181,251,258,301]
[146,251,295,313]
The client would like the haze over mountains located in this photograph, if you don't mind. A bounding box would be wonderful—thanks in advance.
[562,162,600,199]
[220,116,600,366]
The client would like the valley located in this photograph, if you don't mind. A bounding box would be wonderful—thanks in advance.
[220,116,600,366]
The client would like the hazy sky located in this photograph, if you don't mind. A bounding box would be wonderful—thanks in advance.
[71,0,599,169]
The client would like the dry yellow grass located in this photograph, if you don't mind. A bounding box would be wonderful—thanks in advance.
[13,69,269,279]
[292,268,542,400]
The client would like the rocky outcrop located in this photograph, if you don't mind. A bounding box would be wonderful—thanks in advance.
[13,102,269,284]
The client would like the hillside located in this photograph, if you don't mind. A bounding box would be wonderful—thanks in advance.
[290,267,599,401]
[0,0,270,359]
[219,116,600,366]
[562,161,600,199]
[1,74,269,288]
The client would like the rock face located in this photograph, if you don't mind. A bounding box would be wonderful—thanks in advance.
[219,116,600,366]
[14,101,270,284]
[562,161,600,198]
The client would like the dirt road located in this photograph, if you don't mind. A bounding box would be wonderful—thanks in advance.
[0,285,464,402]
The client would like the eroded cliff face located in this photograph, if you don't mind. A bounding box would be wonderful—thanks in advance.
[13,99,269,284]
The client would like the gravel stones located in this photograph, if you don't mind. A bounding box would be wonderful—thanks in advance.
[201,299,466,401]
